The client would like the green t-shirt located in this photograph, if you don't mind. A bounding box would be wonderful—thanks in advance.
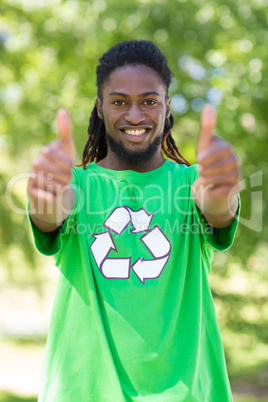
[28,160,239,402]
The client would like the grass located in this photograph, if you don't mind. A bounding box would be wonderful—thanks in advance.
[0,392,37,402]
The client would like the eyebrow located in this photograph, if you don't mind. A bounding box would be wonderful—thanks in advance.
[108,91,161,98]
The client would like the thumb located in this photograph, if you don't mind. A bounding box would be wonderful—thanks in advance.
[56,108,75,161]
[197,104,216,154]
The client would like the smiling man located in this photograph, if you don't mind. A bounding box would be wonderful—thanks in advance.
[27,41,240,401]
[96,64,169,170]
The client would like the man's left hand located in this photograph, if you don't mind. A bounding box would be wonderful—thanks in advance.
[191,104,241,228]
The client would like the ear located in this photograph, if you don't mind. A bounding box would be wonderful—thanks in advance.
[96,98,103,119]
[166,96,171,118]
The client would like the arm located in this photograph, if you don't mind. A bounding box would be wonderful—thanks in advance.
[27,109,76,232]
[191,105,241,229]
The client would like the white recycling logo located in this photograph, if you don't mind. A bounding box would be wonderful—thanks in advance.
[90,206,171,284]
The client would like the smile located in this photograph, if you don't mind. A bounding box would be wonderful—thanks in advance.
[123,128,147,136]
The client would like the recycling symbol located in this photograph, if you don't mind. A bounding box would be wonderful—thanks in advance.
[90,206,171,284]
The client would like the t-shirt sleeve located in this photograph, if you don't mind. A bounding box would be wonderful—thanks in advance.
[27,168,78,256]
[188,164,240,252]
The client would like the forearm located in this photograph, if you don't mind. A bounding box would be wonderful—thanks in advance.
[201,194,239,228]
[29,212,61,233]
[28,187,76,233]
[193,187,239,228]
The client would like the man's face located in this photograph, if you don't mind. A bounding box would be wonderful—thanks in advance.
[96,64,170,169]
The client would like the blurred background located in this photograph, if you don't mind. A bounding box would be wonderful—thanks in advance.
[1,0,268,401]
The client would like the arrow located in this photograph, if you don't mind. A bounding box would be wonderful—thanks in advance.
[132,255,170,284]
[101,258,131,279]
[141,226,171,258]
[104,206,131,234]
[127,208,154,233]
[90,232,116,268]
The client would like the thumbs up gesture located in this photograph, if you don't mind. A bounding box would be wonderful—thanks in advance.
[56,108,76,161]
[191,105,241,228]
[28,109,76,231]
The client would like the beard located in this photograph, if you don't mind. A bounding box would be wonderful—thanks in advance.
[106,132,162,166]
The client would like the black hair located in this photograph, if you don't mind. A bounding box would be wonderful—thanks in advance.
[80,40,190,168]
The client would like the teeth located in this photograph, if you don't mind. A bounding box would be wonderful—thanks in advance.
[124,129,147,136]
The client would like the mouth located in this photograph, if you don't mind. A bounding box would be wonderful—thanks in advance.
[123,128,147,136]
[119,127,152,141]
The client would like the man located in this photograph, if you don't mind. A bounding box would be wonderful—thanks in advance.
[28,40,240,401]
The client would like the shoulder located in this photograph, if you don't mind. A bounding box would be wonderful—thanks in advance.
[72,163,98,180]
[164,160,199,184]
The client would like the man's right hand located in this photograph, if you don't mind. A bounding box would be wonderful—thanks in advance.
[27,108,76,232]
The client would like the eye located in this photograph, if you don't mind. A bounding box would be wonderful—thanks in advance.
[113,100,126,106]
[144,99,157,106]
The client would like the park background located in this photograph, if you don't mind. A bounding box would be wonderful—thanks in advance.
[0,0,268,400]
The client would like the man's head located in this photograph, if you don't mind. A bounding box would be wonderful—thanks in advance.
[96,64,171,168]
[81,40,190,169]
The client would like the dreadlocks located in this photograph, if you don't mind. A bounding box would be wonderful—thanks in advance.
[80,40,190,168]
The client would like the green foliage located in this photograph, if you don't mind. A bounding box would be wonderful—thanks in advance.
[1,0,267,388]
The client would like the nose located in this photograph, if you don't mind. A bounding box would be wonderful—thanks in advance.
[124,104,145,124]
